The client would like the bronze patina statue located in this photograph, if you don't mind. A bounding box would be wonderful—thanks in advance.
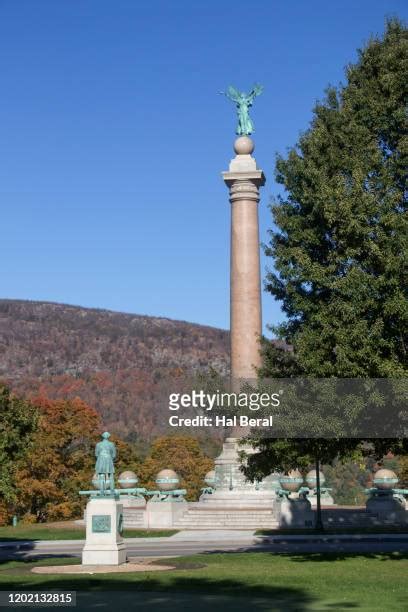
[95,431,116,493]
[221,84,263,135]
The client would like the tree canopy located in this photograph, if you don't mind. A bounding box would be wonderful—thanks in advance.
[263,18,407,378]
[0,385,38,522]
[246,21,408,519]
[14,396,101,522]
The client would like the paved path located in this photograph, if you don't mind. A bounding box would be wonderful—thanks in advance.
[1,531,408,561]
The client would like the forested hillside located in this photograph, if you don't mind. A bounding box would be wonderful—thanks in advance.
[0,300,229,440]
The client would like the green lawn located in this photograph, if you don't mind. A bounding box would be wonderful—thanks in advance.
[0,524,177,541]
[0,552,406,611]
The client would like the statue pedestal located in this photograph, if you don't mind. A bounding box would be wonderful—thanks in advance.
[82,497,127,565]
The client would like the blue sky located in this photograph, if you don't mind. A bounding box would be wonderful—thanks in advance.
[1,0,406,332]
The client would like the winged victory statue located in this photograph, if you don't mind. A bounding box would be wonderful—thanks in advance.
[221,84,263,136]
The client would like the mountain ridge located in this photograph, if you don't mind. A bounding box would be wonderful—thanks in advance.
[0,299,230,439]
[1,298,228,330]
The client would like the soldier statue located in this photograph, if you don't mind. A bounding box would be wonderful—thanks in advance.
[95,431,116,494]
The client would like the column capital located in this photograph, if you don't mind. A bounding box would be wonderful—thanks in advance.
[222,170,266,203]
[222,169,265,186]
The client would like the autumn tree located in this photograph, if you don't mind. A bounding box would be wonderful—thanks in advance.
[14,396,101,522]
[139,435,213,501]
[109,434,142,475]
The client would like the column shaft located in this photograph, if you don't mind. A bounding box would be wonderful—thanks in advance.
[230,196,262,381]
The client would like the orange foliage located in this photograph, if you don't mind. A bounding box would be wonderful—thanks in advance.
[14,397,101,522]
[139,436,213,501]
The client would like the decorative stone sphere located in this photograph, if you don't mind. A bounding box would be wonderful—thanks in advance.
[280,469,303,493]
[234,135,254,155]
[155,469,180,491]
[118,471,138,489]
[204,470,216,488]
[373,468,398,490]
[92,474,113,490]
[306,469,326,488]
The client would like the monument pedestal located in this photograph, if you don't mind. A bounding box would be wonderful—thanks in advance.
[366,491,407,523]
[82,497,127,565]
[170,439,279,529]
[275,497,314,528]
[200,438,278,508]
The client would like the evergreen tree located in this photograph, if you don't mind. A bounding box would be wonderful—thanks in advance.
[0,385,38,524]
[263,19,407,377]
[247,21,408,521]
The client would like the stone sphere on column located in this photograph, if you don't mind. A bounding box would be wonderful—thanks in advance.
[234,136,254,155]
[155,468,180,491]
[280,469,304,493]
[306,469,326,488]
[373,468,398,490]
[118,470,138,489]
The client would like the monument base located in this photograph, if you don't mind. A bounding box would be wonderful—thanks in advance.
[168,438,280,529]
[82,497,127,566]
[204,438,279,508]
[275,498,314,528]
[366,492,408,523]
[82,543,127,566]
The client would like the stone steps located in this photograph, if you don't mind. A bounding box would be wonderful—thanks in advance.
[188,508,273,516]
[175,508,391,530]
[182,517,276,521]
[174,507,278,529]
[175,523,278,529]
[175,526,278,530]
[176,520,276,524]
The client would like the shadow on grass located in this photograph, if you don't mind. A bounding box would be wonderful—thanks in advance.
[0,570,320,611]
[72,582,323,612]
[201,547,408,562]
[3,553,404,610]
[282,551,408,563]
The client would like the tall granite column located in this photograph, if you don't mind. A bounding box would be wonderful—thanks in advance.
[198,135,276,505]
[222,136,265,384]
